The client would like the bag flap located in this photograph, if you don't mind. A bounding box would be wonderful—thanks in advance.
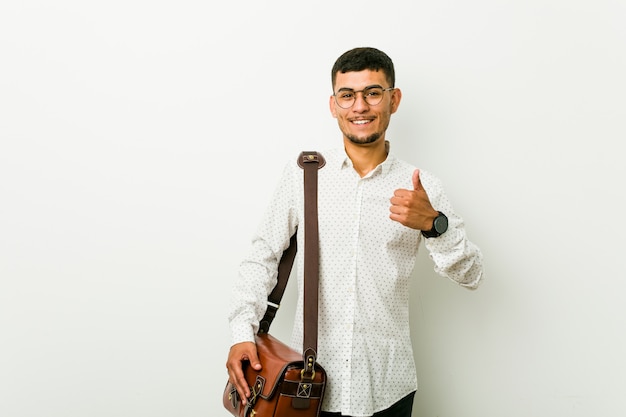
[251,333,303,398]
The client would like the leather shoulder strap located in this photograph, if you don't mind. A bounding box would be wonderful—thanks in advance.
[299,151,323,374]
[257,151,324,336]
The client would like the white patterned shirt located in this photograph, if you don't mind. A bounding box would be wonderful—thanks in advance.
[228,145,483,416]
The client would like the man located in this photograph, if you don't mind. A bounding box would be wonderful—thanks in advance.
[226,47,483,417]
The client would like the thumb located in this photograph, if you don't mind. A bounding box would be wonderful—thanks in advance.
[412,169,421,191]
[249,349,262,370]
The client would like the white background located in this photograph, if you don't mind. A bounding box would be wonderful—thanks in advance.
[1,1,625,416]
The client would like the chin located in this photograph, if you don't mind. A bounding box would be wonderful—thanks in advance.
[347,133,381,145]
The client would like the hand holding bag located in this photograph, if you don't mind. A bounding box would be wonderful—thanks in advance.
[223,151,327,417]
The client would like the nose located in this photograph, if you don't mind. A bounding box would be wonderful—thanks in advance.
[352,91,369,111]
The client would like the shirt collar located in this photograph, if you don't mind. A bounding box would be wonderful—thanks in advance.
[339,141,395,178]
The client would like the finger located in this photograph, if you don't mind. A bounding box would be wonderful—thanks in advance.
[248,350,262,371]
[392,189,411,199]
[231,365,250,404]
[236,377,249,402]
[412,168,421,191]
[389,203,401,214]
[389,195,409,209]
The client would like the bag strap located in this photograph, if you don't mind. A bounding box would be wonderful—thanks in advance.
[257,151,325,373]
[257,233,297,334]
[300,151,323,375]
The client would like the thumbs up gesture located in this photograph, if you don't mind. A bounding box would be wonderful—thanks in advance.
[389,169,440,230]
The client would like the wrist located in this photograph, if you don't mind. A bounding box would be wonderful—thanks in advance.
[421,211,448,238]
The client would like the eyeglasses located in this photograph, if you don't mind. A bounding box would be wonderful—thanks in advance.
[333,86,395,109]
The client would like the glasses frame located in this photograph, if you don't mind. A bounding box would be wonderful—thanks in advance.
[333,86,395,109]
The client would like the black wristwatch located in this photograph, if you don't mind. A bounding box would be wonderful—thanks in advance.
[421,211,448,238]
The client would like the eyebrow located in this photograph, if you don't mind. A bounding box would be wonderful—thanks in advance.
[336,84,384,92]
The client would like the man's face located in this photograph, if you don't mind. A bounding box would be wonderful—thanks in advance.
[330,69,401,146]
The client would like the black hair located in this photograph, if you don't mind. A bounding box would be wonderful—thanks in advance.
[331,47,395,90]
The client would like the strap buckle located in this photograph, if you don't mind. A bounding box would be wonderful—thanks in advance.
[298,151,326,169]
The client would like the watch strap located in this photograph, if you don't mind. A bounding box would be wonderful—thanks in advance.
[421,211,447,238]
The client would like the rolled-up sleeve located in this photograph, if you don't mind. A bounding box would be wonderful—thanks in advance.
[227,161,300,345]
[420,171,484,289]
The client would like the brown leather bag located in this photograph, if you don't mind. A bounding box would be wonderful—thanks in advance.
[223,152,327,417]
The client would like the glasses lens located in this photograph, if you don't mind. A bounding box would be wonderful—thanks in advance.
[335,91,356,109]
[334,87,388,108]
[363,87,384,106]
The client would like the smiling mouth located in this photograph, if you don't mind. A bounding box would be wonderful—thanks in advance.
[351,119,372,125]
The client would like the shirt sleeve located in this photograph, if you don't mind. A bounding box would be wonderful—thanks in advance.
[227,160,301,345]
[420,170,484,289]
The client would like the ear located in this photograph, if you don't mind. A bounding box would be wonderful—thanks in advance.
[329,94,338,118]
[390,88,402,114]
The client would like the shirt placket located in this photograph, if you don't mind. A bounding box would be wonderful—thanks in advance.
[341,175,364,412]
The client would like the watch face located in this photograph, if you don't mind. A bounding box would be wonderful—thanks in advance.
[434,214,448,234]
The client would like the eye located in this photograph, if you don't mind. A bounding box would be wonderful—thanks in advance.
[365,88,383,98]
[338,91,355,100]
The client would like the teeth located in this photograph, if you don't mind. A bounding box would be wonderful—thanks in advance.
[353,120,369,125]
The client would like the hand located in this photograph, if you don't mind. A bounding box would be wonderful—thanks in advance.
[389,169,439,230]
[225,341,262,405]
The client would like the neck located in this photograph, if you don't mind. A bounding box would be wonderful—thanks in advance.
[344,138,389,177]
